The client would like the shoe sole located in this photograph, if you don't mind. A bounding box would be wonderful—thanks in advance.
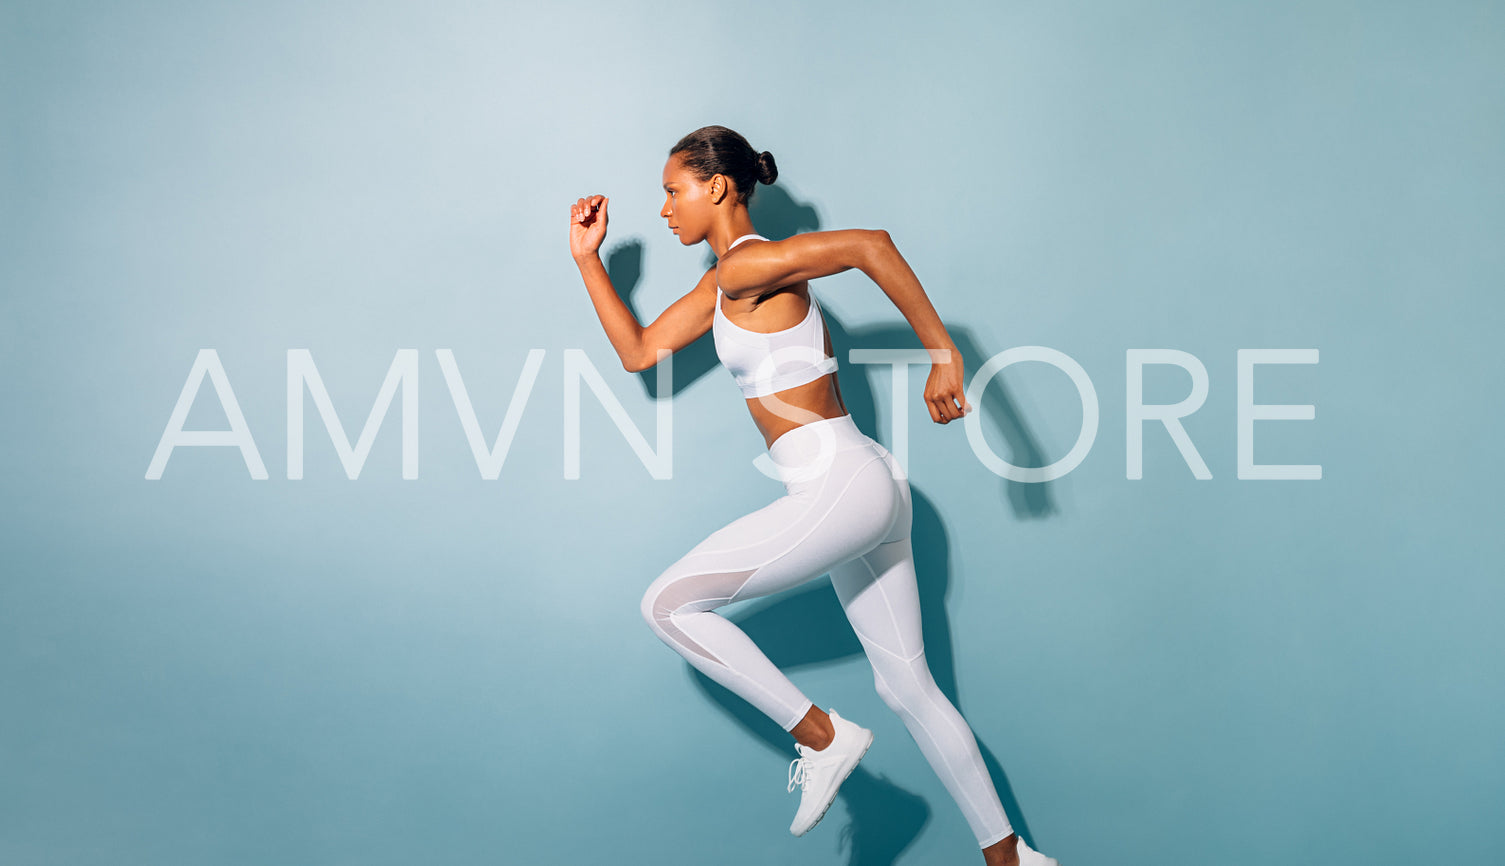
[791,729,874,837]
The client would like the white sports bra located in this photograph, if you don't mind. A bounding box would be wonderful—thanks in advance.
[713,234,840,398]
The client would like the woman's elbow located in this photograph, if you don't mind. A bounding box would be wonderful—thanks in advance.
[860,228,895,269]
[624,347,667,373]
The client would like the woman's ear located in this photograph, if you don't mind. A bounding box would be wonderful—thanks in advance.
[709,173,729,205]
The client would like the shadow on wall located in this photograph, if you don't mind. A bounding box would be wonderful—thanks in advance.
[610,183,1056,865]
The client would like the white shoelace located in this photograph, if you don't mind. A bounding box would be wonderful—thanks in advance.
[788,748,815,793]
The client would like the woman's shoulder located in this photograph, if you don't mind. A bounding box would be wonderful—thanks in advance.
[718,228,881,299]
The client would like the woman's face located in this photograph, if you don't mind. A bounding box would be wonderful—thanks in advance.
[660,155,717,245]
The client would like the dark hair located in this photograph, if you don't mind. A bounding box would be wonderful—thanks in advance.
[669,125,777,203]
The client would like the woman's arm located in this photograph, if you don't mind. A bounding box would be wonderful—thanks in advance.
[714,229,874,300]
[719,229,973,423]
[570,194,717,373]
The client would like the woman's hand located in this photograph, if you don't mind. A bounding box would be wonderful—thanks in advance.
[569,194,609,261]
[924,349,973,424]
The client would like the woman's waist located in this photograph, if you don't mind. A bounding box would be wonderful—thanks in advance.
[745,376,847,449]
[766,413,877,464]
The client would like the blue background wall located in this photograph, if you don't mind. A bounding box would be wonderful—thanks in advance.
[3,2,1502,864]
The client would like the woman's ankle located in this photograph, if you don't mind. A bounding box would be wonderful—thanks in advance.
[982,833,1019,866]
[790,705,835,750]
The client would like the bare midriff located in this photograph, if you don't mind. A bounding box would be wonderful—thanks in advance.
[746,372,848,451]
[743,298,848,449]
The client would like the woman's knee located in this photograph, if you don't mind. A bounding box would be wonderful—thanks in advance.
[871,652,940,714]
[873,668,930,721]
[640,573,676,636]
[639,567,726,636]
[873,669,903,712]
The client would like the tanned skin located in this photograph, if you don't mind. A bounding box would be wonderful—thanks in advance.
[569,155,1024,866]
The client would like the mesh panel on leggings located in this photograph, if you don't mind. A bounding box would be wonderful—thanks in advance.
[646,566,760,667]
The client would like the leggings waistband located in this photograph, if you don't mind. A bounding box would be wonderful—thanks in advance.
[767,414,875,471]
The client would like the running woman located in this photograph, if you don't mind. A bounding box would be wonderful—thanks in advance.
[569,125,1059,866]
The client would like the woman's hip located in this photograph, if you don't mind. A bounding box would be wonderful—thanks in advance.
[766,414,901,483]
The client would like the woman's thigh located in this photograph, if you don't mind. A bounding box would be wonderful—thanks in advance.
[828,535,926,661]
[870,440,912,545]
[647,448,901,611]
[828,445,920,659]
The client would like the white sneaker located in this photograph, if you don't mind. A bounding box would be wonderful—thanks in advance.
[787,709,873,836]
[1016,835,1060,866]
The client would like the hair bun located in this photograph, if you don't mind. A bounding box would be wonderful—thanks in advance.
[757,151,779,185]
[669,126,777,203]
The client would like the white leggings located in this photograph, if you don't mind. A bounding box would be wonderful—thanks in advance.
[640,414,1014,849]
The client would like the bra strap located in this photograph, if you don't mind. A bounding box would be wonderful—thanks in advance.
[728,233,767,250]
